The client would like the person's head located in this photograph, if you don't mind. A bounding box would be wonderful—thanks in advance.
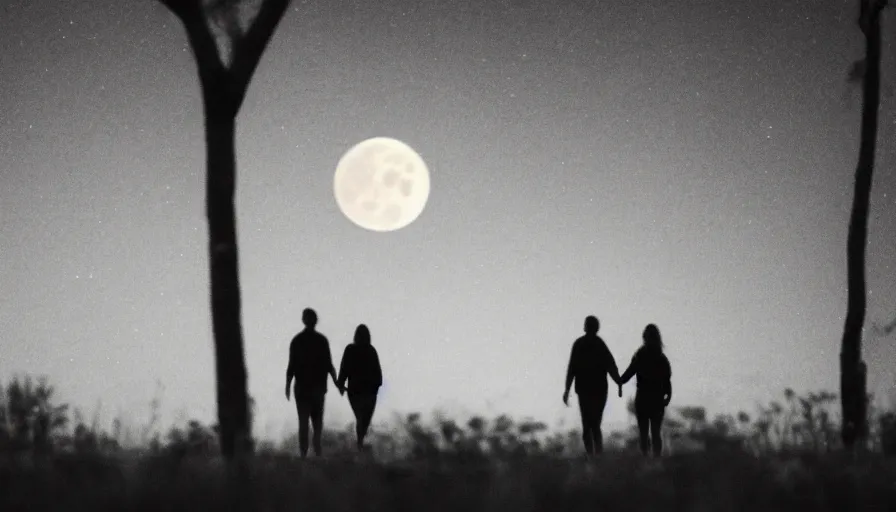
[302,308,318,328]
[354,324,371,345]
[643,323,663,352]
[584,315,600,335]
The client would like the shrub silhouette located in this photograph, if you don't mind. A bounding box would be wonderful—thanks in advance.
[2,374,895,461]
[0,375,69,453]
[879,411,896,456]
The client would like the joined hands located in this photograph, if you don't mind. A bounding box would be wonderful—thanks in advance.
[563,384,623,406]
[285,384,346,399]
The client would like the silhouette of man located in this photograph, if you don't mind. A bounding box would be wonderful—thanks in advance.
[563,315,621,456]
[337,323,383,452]
[285,308,341,458]
[620,324,672,457]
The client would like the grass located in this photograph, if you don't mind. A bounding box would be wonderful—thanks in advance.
[2,449,895,511]
[4,378,896,510]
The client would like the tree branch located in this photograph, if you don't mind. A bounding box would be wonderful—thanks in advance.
[156,0,227,87]
[207,0,244,51]
[859,0,889,35]
[229,0,291,109]
[157,0,196,20]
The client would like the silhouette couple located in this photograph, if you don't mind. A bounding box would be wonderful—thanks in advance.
[563,315,672,457]
[284,308,382,458]
[285,309,670,458]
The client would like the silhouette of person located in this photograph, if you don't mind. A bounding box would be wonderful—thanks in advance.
[336,324,383,452]
[563,315,621,456]
[285,307,341,458]
[620,324,672,457]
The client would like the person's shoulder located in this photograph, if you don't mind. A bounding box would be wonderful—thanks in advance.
[586,335,609,353]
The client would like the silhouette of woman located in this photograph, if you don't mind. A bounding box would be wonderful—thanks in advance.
[337,324,383,451]
[620,324,672,456]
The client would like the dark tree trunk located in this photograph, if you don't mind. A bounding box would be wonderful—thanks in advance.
[841,0,885,451]
[202,87,254,511]
[204,100,252,461]
[156,1,291,470]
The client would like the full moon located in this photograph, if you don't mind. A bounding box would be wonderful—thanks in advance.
[334,137,431,232]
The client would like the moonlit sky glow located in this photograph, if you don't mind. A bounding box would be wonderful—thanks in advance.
[1,0,895,439]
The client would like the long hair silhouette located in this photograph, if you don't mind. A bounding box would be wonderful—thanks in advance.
[354,324,371,345]
[643,324,664,352]
[338,323,383,452]
[620,323,672,457]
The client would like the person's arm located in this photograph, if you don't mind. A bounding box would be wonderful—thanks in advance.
[619,352,638,385]
[563,342,577,403]
[285,341,295,399]
[373,348,383,388]
[605,345,621,386]
[663,357,673,405]
[337,346,350,390]
[324,338,338,386]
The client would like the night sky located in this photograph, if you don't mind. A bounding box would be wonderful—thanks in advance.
[1,0,895,441]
